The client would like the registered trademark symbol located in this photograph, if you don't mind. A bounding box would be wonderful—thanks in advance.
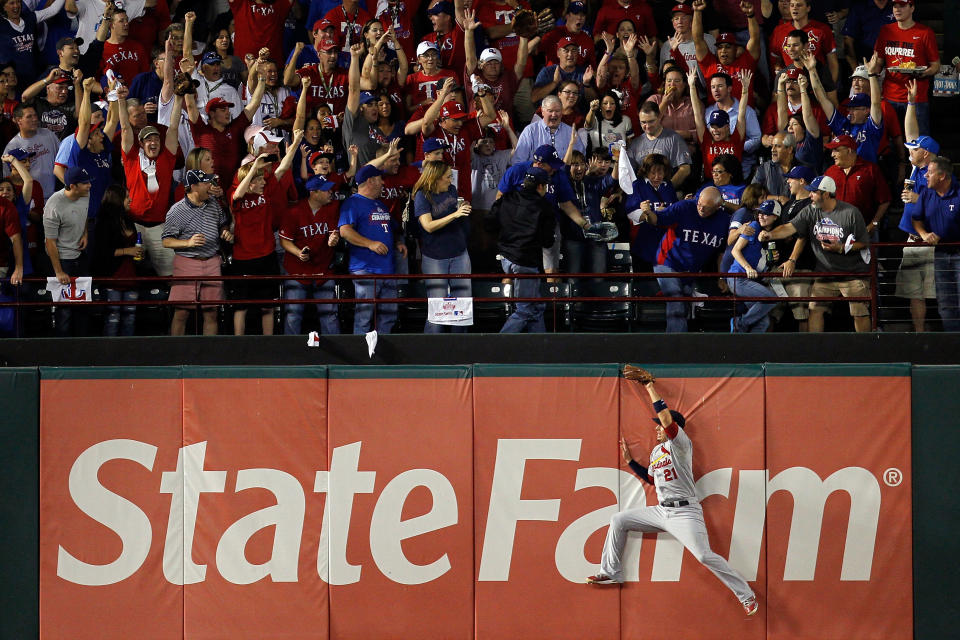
[882,468,903,487]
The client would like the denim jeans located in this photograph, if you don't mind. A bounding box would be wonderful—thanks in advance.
[563,239,607,276]
[934,249,960,331]
[421,250,471,333]
[283,279,340,335]
[103,289,138,336]
[352,271,397,334]
[654,264,693,333]
[887,99,930,137]
[726,277,776,333]
[500,258,545,333]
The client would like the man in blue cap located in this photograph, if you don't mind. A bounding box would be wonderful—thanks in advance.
[280,174,342,335]
[195,48,243,120]
[779,164,818,331]
[44,166,93,336]
[339,164,407,334]
[345,40,388,165]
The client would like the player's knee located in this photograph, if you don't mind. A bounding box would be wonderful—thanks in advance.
[610,512,630,530]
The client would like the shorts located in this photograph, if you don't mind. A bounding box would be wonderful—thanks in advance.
[226,253,280,309]
[542,224,561,271]
[894,244,935,300]
[169,254,223,308]
[810,277,870,317]
[780,271,812,320]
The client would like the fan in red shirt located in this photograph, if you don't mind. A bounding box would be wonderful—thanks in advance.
[874,0,940,117]
[541,2,595,67]
[462,10,524,114]
[761,66,828,138]
[278,174,342,335]
[376,0,423,65]
[472,0,536,79]
[229,0,293,62]
[0,196,23,285]
[823,134,892,236]
[689,67,750,175]
[769,0,838,81]
[419,80,497,201]
[291,38,351,118]
[187,81,266,187]
[693,0,761,105]
[405,41,458,111]
[324,0,372,49]
[100,9,149,84]
[593,0,656,40]
[422,1,467,83]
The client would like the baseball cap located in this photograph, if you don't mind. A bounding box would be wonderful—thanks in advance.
[137,125,161,142]
[205,97,234,114]
[358,91,378,106]
[427,1,454,15]
[755,199,782,217]
[825,134,857,150]
[416,41,439,57]
[532,144,564,170]
[567,1,587,14]
[708,109,730,128]
[557,36,578,49]
[355,164,384,185]
[440,101,468,120]
[847,93,870,108]
[422,138,449,153]
[524,166,551,185]
[716,32,737,45]
[64,166,92,187]
[786,165,816,183]
[318,37,338,52]
[305,174,336,192]
[51,75,71,85]
[892,0,913,4]
[652,410,686,429]
[850,65,870,80]
[905,135,940,154]
[671,3,693,14]
[784,66,805,80]
[201,51,223,66]
[185,169,217,186]
[804,175,838,194]
[308,150,336,165]
[6,148,35,162]
[56,36,84,50]
[312,18,334,32]
[479,48,502,64]
[251,129,283,154]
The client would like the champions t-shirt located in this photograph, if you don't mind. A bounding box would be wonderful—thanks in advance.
[338,193,395,274]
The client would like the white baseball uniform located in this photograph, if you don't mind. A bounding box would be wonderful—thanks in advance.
[598,423,755,604]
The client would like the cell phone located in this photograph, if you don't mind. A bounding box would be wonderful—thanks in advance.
[262,154,279,163]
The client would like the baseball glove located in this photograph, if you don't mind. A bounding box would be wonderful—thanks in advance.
[173,72,199,96]
[623,365,656,384]
[511,8,539,40]
[536,8,555,35]
[583,221,618,241]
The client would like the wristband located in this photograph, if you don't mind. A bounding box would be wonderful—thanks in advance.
[908,101,917,106]
[653,399,668,412]
[787,257,796,262]
[868,73,880,78]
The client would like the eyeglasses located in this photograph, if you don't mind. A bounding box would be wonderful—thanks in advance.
[559,90,579,95]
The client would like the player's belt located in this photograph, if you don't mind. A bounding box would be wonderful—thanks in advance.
[660,499,690,508]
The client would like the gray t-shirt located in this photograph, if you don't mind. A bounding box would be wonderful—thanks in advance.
[627,127,691,171]
[4,128,61,202]
[791,200,870,274]
[43,189,90,260]
[342,106,381,167]
[471,149,512,210]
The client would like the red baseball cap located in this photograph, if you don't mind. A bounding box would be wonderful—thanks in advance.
[312,19,334,32]
[318,37,339,51]
[784,66,806,79]
[557,36,578,49]
[825,134,857,150]
[440,101,468,120]
[205,97,234,114]
[672,4,693,14]
[717,32,737,45]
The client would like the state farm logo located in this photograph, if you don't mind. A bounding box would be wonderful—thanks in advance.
[55,439,889,587]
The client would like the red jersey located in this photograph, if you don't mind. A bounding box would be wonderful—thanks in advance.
[473,0,535,77]
[380,166,420,223]
[376,1,422,64]
[874,22,939,103]
[700,129,744,174]
[769,19,836,68]
[123,145,176,225]
[230,190,276,260]
[698,50,758,105]
[297,66,351,116]
[128,0,171,51]
[465,69,518,115]
[404,69,458,107]
[100,40,149,84]
[423,27,467,83]
[0,198,21,269]
[824,158,892,222]
[593,1,656,38]
[190,113,250,186]
[278,199,340,280]
[541,28,595,67]
[760,100,828,136]
[418,118,484,200]
[230,0,292,62]
[324,3,372,47]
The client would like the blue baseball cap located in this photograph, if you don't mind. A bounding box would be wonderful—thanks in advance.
[524,166,551,185]
[708,109,730,128]
[803,175,837,194]
[652,410,686,429]
[786,165,816,183]
[427,1,454,15]
[355,164,384,185]
[755,199,782,217]
[532,144,564,170]
[358,91,377,106]
[422,138,449,154]
[185,169,217,186]
[905,135,940,154]
[847,93,870,108]
[64,166,92,187]
[201,51,223,66]
[567,1,587,13]
[305,174,336,192]
[6,148,35,162]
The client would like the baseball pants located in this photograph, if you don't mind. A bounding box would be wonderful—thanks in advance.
[599,502,755,603]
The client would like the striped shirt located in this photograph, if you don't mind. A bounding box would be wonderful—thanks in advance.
[162,196,228,259]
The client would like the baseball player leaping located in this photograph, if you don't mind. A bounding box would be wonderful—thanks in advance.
[586,366,759,617]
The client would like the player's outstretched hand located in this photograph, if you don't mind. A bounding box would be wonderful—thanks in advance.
[623,365,656,385]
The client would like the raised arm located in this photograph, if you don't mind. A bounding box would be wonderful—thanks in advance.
[233,156,270,200]
[347,42,364,115]
[463,8,479,76]
[5,156,33,205]
[796,74,819,137]
[182,11,196,62]
[688,67,705,140]
[736,69,752,139]
[76,78,98,149]
[514,36,530,79]
[692,0,709,61]
[393,30,408,86]
[118,89,133,154]
[802,51,834,120]
[243,73,267,121]
[284,42,305,88]
[293,75,311,131]
[776,73,789,131]
[866,53,884,127]
[421,77,454,136]
[165,93,184,156]
[274,128,305,180]
[499,110,518,151]
[743,1,761,60]
[160,33,178,103]
[904,78,919,143]
[21,69,60,102]
[639,375,680,438]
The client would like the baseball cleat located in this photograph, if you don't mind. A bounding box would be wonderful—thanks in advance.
[586,574,619,585]
[743,597,759,616]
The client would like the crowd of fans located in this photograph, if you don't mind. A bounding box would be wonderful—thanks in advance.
[0,0,955,336]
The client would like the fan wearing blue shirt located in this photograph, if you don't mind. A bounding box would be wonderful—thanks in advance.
[635,187,730,332]
[727,200,783,333]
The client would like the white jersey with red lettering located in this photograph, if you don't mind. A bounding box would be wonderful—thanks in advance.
[648,427,697,504]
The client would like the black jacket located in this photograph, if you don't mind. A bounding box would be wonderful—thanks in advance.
[485,188,555,269]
